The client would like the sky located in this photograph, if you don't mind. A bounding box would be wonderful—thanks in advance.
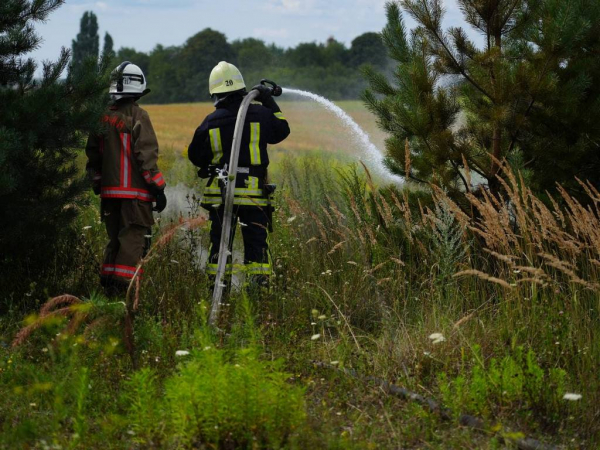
[29,0,472,69]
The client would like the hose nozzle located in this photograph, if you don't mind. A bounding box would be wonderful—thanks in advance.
[260,79,282,97]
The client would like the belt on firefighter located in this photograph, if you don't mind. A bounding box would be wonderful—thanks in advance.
[237,166,265,178]
[207,166,264,185]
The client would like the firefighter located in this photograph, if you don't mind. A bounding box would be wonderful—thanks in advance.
[188,61,290,289]
[86,61,167,295]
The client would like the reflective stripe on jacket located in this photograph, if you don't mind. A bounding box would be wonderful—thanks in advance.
[187,99,290,207]
[85,98,165,201]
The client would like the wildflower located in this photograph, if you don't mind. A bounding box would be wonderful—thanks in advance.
[563,393,582,401]
[287,216,296,223]
[83,226,92,230]
[428,333,446,344]
[311,334,321,341]
[311,322,317,326]
[175,350,190,356]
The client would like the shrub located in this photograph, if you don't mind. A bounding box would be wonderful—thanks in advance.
[125,330,306,449]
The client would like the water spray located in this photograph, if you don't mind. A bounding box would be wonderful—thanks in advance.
[282,88,403,184]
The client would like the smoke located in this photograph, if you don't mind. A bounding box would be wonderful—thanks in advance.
[157,182,245,291]
[160,183,204,219]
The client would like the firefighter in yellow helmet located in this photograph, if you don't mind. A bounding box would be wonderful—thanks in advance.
[85,61,167,295]
[188,61,290,288]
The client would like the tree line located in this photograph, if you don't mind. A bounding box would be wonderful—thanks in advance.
[71,11,390,103]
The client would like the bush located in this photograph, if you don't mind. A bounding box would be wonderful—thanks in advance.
[125,329,306,449]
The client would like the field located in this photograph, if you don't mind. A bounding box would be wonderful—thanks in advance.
[145,100,387,156]
[1,100,599,449]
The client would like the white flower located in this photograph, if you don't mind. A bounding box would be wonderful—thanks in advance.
[175,350,190,356]
[563,393,582,401]
[287,216,296,223]
[428,333,446,344]
[311,334,321,341]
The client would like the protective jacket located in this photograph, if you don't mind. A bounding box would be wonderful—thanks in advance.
[85,97,165,289]
[188,98,290,208]
[86,98,166,201]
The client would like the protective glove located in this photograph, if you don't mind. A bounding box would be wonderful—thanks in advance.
[252,84,272,103]
[153,191,167,213]
[197,165,215,179]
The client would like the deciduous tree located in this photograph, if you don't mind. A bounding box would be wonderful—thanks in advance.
[71,10,99,72]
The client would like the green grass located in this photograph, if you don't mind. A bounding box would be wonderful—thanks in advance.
[1,144,599,448]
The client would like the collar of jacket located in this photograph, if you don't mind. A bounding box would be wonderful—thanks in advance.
[215,94,244,112]
[109,97,137,110]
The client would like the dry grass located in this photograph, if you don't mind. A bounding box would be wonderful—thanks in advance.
[144,100,387,157]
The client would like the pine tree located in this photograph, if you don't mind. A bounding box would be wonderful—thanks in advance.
[364,0,600,206]
[71,11,99,71]
[0,1,109,301]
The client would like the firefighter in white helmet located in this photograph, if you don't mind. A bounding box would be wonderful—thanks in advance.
[85,61,167,295]
[188,61,290,289]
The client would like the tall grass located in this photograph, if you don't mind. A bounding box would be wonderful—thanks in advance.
[267,154,599,438]
[2,152,598,447]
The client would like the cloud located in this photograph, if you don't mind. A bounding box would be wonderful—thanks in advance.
[265,0,322,15]
[253,27,290,40]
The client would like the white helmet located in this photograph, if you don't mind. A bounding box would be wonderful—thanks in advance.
[209,61,246,96]
[109,61,148,96]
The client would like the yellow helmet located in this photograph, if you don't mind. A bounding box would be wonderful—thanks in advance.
[208,61,246,95]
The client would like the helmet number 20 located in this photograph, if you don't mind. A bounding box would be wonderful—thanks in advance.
[225,80,233,86]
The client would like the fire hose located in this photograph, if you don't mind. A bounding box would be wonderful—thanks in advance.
[209,80,282,326]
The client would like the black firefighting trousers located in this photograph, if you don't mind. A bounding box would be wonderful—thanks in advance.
[100,198,154,288]
[207,205,272,285]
